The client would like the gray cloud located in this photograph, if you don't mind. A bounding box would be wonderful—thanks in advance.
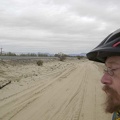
[0,0,120,54]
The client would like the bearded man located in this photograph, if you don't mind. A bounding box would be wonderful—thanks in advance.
[87,28,120,120]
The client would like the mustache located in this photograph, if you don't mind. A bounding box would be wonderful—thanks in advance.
[102,85,118,95]
[102,85,119,100]
[102,85,120,101]
[102,86,115,93]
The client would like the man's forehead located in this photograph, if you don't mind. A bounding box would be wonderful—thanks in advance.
[105,56,120,64]
[105,56,120,66]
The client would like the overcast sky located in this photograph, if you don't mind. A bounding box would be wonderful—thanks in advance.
[0,0,120,54]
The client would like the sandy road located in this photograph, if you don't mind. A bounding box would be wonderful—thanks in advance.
[0,61,112,120]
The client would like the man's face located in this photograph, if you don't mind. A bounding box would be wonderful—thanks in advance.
[101,56,120,113]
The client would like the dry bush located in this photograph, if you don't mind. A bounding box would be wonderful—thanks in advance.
[77,56,84,60]
[37,60,43,66]
[59,56,66,61]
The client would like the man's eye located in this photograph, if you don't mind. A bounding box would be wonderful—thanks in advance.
[111,68,118,71]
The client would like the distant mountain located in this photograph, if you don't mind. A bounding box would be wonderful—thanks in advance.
[16,52,86,57]
[68,53,86,57]
[80,53,86,56]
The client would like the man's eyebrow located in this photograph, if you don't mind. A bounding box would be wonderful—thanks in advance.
[105,61,120,66]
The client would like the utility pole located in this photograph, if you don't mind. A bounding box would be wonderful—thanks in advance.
[0,48,3,55]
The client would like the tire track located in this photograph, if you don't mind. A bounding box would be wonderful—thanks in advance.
[71,64,88,120]
[45,63,88,120]
[0,61,112,120]
[0,64,77,120]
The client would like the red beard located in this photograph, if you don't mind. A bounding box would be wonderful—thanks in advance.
[102,85,120,113]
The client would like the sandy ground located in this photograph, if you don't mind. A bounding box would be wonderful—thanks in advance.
[0,58,112,120]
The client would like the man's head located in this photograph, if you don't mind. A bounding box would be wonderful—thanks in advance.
[87,29,120,113]
[102,56,120,113]
[87,28,120,63]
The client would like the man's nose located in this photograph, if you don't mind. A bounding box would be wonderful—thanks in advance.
[101,73,112,85]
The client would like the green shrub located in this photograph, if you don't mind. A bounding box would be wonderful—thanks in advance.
[37,60,43,66]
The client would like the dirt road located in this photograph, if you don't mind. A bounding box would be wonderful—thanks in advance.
[0,60,111,120]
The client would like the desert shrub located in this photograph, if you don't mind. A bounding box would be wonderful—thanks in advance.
[55,52,67,61]
[59,55,66,61]
[77,56,83,60]
[37,60,43,66]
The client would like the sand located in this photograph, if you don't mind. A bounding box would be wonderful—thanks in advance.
[0,58,112,120]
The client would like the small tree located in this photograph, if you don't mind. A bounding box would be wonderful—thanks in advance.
[4,52,17,56]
